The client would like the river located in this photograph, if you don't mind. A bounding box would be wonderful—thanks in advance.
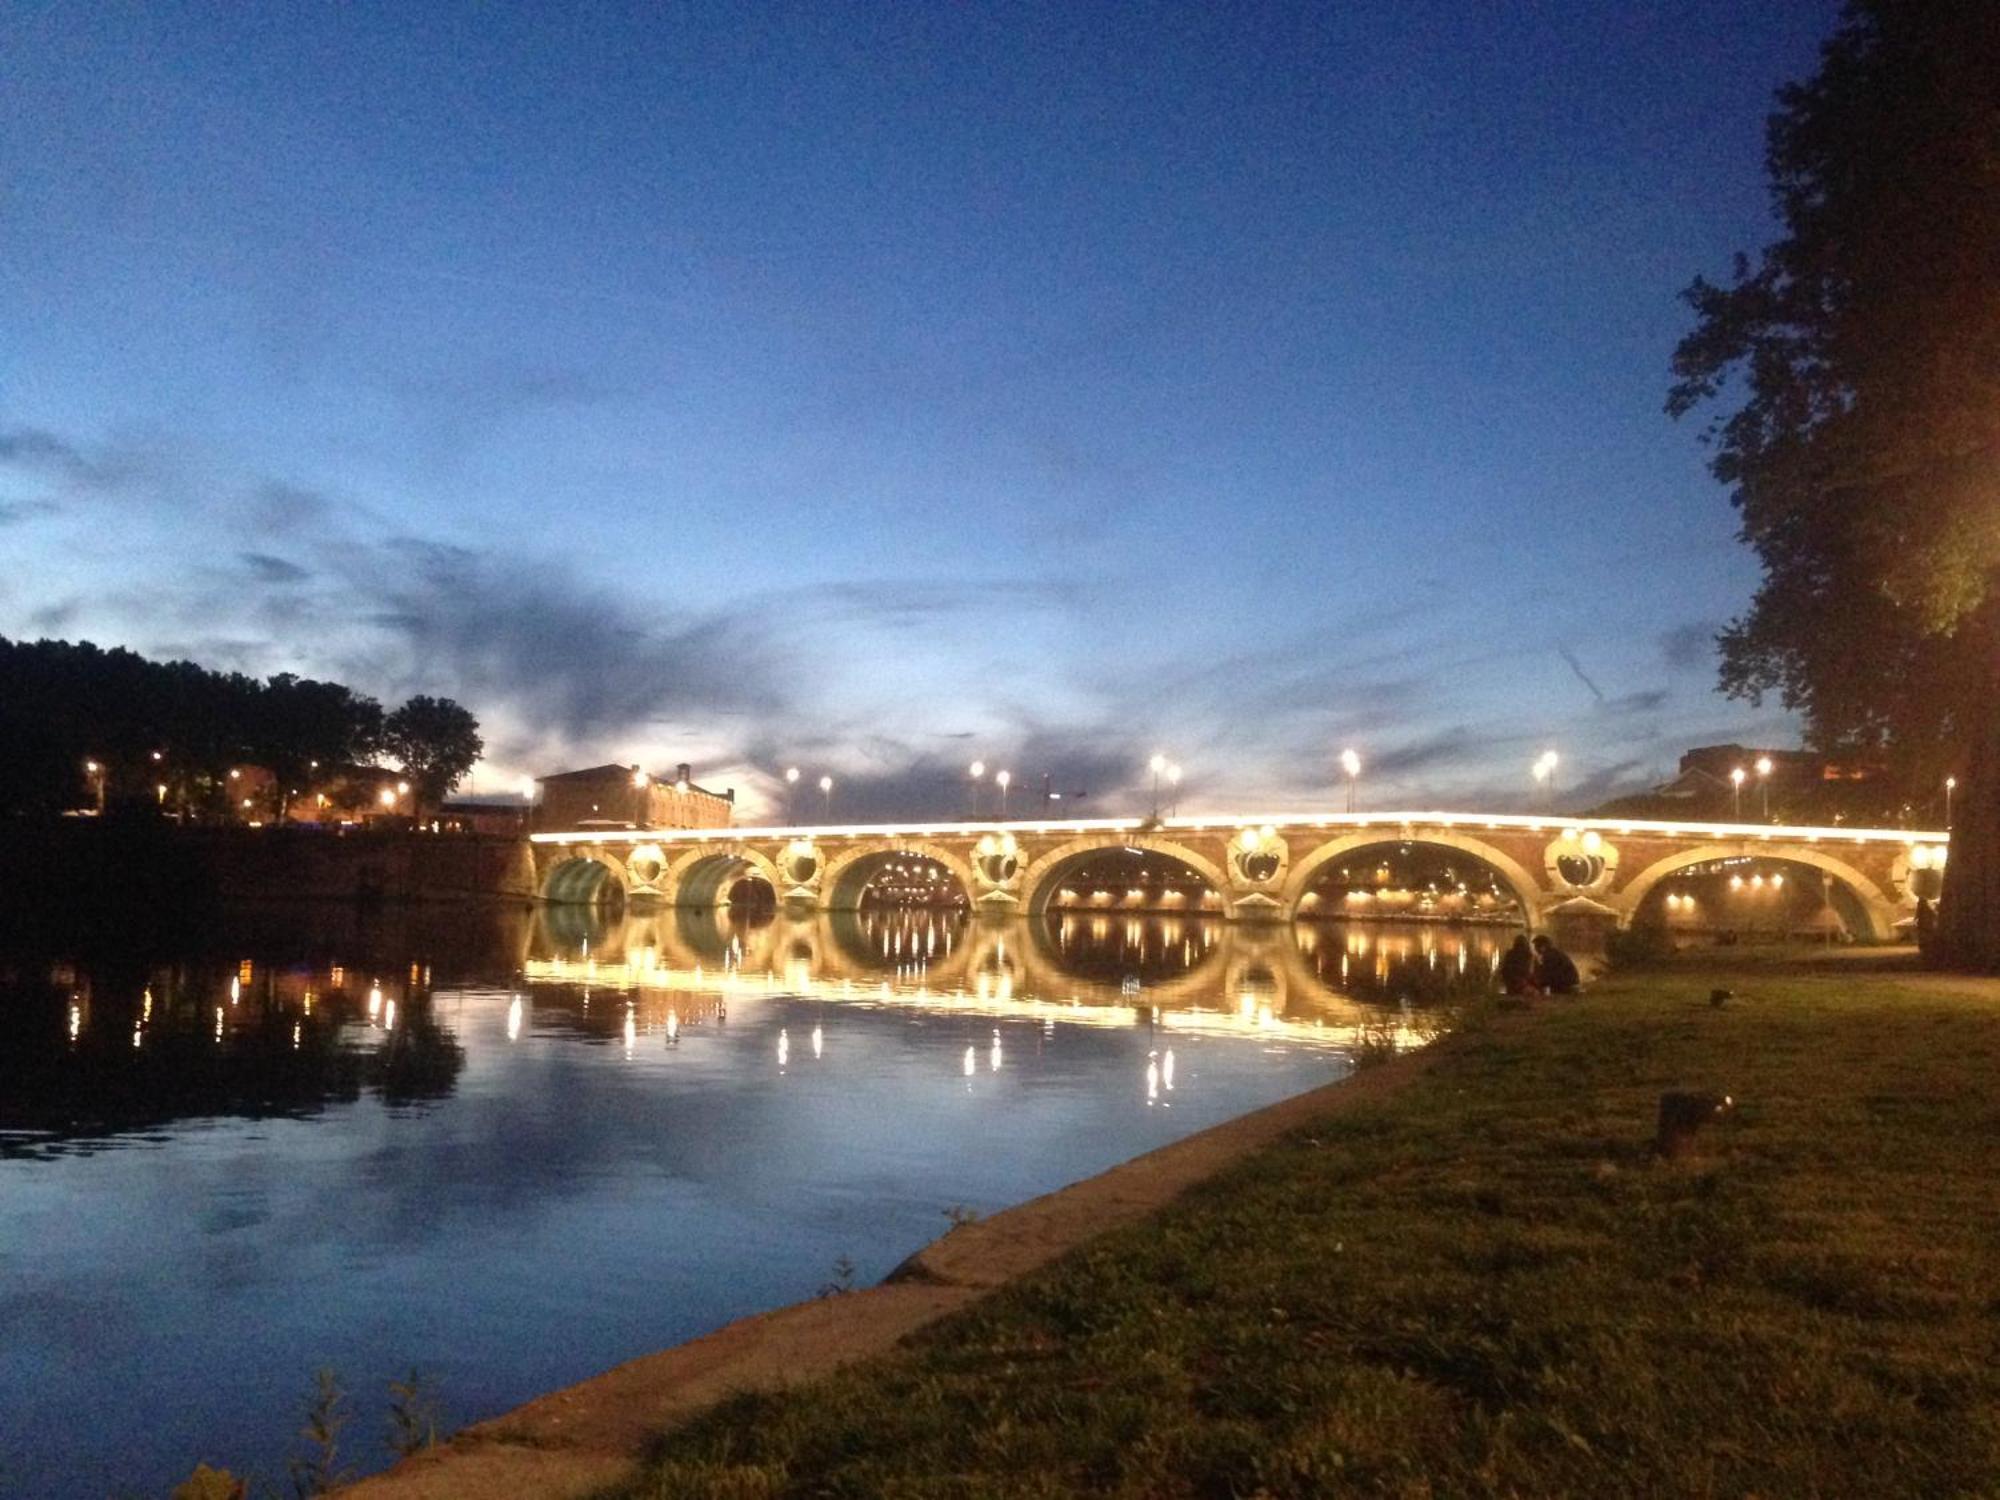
[0,905,1508,1496]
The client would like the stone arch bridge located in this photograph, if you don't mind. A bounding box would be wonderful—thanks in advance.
[529,811,1947,941]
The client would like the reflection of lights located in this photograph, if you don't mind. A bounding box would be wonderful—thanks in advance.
[990,1027,1002,1071]
[963,1044,976,1077]
[507,995,523,1042]
[778,1028,790,1068]
[214,1006,224,1041]
[1146,1053,1160,1104]
[292,1021,302,1049]
[667,1009,679,1042]
[623,1007,636,1058]
[812,1023,824,1059]
[68,1002,81,1041]
[229,977,240,1004]
[368,985,383,1019]
[1162,1048,1175,1090]
[384,998,397,1030]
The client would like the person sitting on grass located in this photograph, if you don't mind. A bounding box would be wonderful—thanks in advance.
[1531,934,1581,995]
[1498,934,1540,996]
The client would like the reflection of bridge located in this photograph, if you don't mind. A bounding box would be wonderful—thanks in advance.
[520,907,1471,1048]
[530,811,1949,941]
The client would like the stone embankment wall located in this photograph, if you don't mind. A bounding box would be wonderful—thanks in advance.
[0,821,537,918]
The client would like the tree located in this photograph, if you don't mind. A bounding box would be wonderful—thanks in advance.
[249,674,384,822]
[381,696,483,819]
[1668,0,2000,969]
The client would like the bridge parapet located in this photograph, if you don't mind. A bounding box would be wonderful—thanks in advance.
[527,811,1946,938]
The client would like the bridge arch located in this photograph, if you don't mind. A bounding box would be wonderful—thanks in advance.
[665,847,785,909]
[543,852,629,906]
[1021,834,1229,918]
[822,841,978,911]
[1280,830,1544,929]
[1617,843,1898,941]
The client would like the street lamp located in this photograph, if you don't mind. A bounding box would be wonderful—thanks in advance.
[83,758,105,815]
[1340,748,1362,813]
[1166,763,1181,817]
[1532,749,1559,805]
[1730,766,1746,821]
[1944,775,1957,828]
[1148,752,1168,819]
[996,768,1011,818]
[1755,754,1774,821]
[818,774,833,821]
[969,760,985,818]
[783,766,800,824]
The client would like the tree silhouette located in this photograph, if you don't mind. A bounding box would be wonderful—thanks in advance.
[1669,1,2000,968]
[381,696,483,819]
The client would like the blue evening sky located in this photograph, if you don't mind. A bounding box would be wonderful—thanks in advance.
[1,0,1837,818]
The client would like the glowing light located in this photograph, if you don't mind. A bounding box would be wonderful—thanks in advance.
[1162,1048,1176,1090]
[995,769,1011,790]
[229,977,240,1004]
[1340,748,1361,779]
[990,1027,1002,1071]
[507,995,523,1042]
[367,985,383,1019]
[379,787,397,807]
[383,998,396,1029]
[812,1023,824,1059]
[1755,755,1773,777]
[1146,1053,1160,1103]
[819,775,833,793]
[1731,767,1746,787]
[963,1044,976,1077]
[623,1008,636,1057]
[631,766,648,789]
[969,761,985,779]
[778,1028,790,1067]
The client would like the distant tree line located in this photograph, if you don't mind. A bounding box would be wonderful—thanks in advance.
[0,636,483,823]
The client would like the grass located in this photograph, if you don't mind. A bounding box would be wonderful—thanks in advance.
[609,950,2000,1498]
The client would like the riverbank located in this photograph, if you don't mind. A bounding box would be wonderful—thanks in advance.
[336,946,2000,1497]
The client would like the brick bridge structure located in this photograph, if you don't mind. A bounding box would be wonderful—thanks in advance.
[529,811,1948,943]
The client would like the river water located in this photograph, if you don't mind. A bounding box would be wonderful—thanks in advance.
[0,905,1507,1496]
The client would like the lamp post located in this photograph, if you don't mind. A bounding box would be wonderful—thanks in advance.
[784,766,800,824]
[1945,774,1957,828]
[1148,752,1167,819]
[996,768,1011,818]
[1755,754,1773,821]
[819,774,833,821]
[1730,766,1746,821]
[1340,748,1361,813]
[83,758,105,815]
[1532,749,1558,807]
[968,760,985,819]
[1165,762,1181,817]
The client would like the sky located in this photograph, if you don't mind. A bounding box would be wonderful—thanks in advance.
[1,0,1842,821]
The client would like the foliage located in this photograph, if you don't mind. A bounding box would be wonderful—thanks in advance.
[386,1368,444,1458]
[287,1368,349,1497]
[616,954,2000,1498]
[1667,1,2000,965]
[1605,922,1675,970]
[381,695,483,815]
[0,636,401,821]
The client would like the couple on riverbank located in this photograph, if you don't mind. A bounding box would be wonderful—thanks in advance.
[1499,934,1579,996]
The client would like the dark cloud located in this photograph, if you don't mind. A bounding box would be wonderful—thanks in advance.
[0,426,98,479]
[0,499,58,526]
[1660,621,1718,673]
[1557,645,1605,703]
[240,552,311,584]
[350,541,794,742]
[1367,728,1482,778]
[1603,688,1670,714]
[246,481,335,536]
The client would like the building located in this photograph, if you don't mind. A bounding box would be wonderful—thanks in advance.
[1592,743,1884,824]
[534,763,734,833]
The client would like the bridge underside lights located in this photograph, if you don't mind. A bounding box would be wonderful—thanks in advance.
[528,811,1942,943]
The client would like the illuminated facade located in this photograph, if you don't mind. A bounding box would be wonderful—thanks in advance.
[534,762,734,833]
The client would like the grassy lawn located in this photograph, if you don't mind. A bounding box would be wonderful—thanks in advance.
[612,951,2000,1499]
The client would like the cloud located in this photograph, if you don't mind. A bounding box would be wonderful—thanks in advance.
[1660,621,1717,673]
[1557,645,1605,703]
[0,499,58,526]
[240,552,311,584]
[1603,688,1670,714]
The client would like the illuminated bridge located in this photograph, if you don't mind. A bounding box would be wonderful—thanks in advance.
[528,811,1950,941]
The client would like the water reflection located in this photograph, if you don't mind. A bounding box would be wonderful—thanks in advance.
[0,903,1500,1496]
[1,953,464,1156]
[519,907,1503,1053]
